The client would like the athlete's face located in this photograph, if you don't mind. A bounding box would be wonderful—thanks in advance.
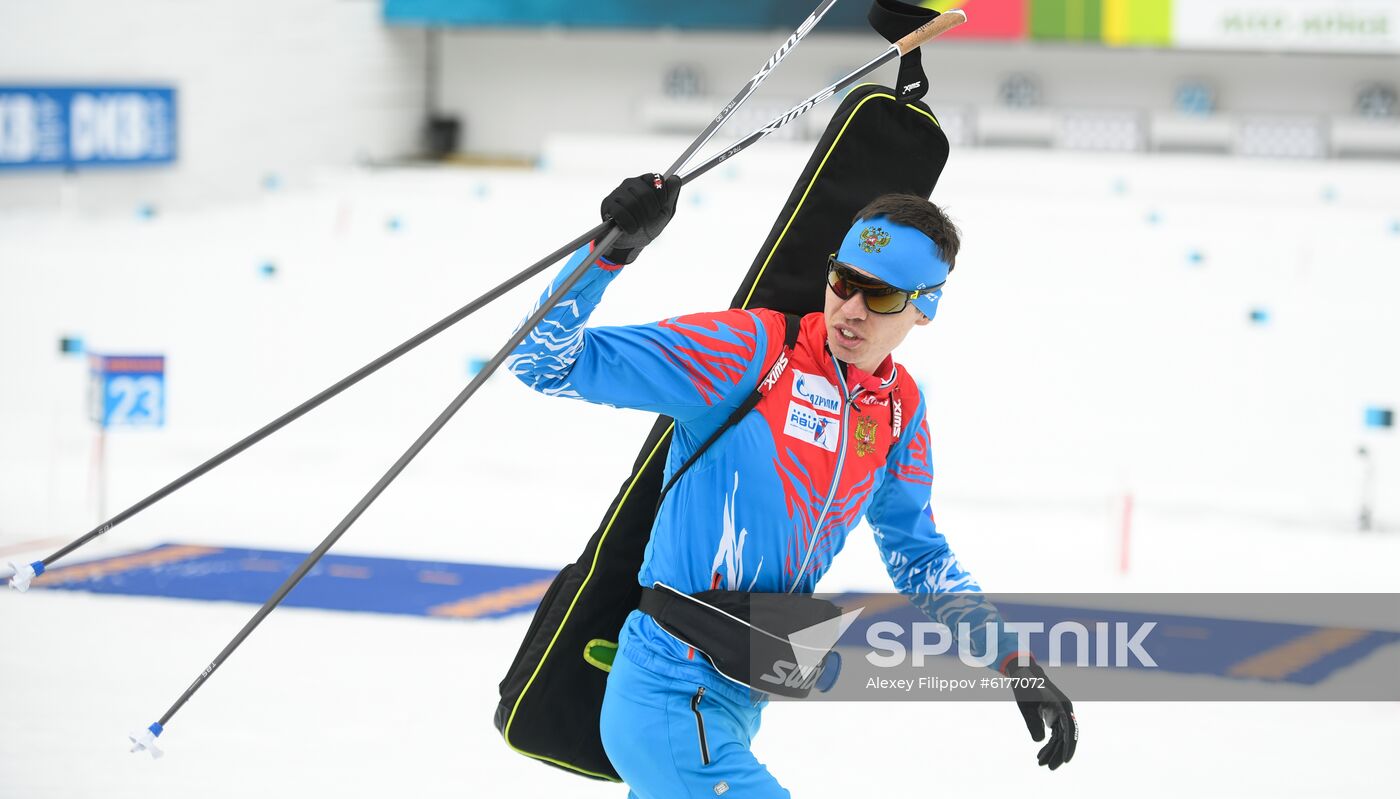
[823,263,930,373]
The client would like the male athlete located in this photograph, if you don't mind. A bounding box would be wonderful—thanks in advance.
[509,174,1076,798]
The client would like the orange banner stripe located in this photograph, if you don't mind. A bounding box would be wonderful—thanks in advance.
[0,536,67,558]
[418,570,462,586]
[327,564,372,579]
[1227,627,1371,680]
[428,578,556,619]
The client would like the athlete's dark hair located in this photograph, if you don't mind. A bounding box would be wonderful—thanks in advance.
[853,194,961,271]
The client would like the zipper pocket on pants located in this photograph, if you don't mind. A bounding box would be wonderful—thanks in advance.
[691,686,711,766]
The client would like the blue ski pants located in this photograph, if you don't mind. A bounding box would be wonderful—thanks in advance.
[599,620,791,799]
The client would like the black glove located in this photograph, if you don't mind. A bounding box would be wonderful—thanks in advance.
[599,172,682,265]
[1008,660,1078,770]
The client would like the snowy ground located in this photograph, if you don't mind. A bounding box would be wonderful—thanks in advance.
[3,138,1399,796]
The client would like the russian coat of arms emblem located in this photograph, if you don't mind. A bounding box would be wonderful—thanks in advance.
[859,226,891,254]
[854,414,879,457]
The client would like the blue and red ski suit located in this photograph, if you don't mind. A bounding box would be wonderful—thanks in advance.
[509,244,1019,798]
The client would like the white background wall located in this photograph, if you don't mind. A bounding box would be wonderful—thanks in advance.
[435,27,1399,156]
[0,0,427,211]
[3,7,1395,211]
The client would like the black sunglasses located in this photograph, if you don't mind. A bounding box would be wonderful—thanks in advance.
[826,254,942,315]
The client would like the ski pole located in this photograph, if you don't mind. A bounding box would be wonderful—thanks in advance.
[666,0,840,177]
[120,0,852,757]
[682,8,966,183]
[3,224,602,591]
[6,0,843,592]
[128,9,970,757]
[124,222,616,758]
[128,7,969,756]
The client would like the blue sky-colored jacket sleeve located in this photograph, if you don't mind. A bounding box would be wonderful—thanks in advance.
[866,399,1024,671]
[506,243,770,424]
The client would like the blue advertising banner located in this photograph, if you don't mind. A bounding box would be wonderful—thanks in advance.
[0,86,177,171]
[28,543,560,620]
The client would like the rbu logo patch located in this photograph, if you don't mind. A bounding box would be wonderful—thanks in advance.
[791,370,841,414]
[784,401,839,452]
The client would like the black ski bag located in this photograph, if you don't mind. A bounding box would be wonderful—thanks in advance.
[495,5,950,782]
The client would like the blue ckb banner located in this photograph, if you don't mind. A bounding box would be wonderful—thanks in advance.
[0,85,177,170]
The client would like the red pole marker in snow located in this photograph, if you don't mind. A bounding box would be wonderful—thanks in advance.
[1119,492,1134,575]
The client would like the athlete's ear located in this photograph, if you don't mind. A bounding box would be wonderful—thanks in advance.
[914,310,932,327]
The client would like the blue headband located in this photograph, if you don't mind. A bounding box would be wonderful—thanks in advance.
[835,216,949,319]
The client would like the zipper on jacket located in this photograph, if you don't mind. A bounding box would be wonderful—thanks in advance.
[789,354,852,592]
[691,686,711,766]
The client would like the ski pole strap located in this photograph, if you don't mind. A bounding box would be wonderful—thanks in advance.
[868,0,935,102]
[657,312,802,508]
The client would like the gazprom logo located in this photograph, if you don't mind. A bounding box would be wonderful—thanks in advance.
[792,370,841,413]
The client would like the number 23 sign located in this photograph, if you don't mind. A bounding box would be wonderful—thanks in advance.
[89,354,165,429]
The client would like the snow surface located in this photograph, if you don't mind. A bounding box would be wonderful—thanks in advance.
[3,138,1399,797]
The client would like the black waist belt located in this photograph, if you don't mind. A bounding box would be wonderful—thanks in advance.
[638,584,845,699]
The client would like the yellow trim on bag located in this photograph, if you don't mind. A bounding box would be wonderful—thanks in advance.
[501,430,672,781]
[741,88,940,310]
[503,86,940,781]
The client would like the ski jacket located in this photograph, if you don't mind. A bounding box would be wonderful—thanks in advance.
[508,243,1022,672]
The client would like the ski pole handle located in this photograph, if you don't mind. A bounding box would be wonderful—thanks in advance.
[680,8,967,183]
[895,8,966,55]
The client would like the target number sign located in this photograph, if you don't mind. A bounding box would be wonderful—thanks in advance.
[89,355,166,429]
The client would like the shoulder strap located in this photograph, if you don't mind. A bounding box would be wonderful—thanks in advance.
[889,375,907,443]
[657,312,802,507]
